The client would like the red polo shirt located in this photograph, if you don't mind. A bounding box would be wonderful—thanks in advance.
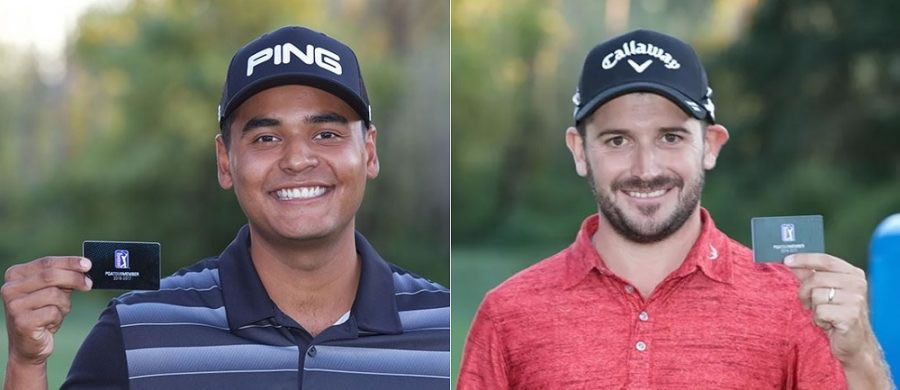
[458,209,846,389]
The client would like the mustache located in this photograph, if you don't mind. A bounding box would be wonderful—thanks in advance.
[611,175,683,192]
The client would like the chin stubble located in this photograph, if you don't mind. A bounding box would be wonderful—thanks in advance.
[586,163,704,243]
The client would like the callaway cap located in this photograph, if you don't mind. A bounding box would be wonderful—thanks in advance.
[218,26,371,129]
[572,29,715,124]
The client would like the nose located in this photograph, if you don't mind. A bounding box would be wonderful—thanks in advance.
[278,137,319,173]
[630,144,662,180]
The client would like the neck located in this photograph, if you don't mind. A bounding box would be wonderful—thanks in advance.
[592,207,703,298]
[248,222,361,337]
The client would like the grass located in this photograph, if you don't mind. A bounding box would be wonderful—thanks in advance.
[1,293,115,388]
[451,245,562,388]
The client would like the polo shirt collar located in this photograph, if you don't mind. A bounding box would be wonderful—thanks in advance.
[564,207,733,289]
[218,225,403,334]
[218,225,273,330]
[350,232,404,334]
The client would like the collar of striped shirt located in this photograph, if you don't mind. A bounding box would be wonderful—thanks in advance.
[217,225,404,334]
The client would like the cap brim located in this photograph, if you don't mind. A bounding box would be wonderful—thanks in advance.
[221,74,370,128]
[574,82,709,124]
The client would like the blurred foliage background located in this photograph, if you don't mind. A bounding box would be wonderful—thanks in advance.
[0,0,448,386]
[452,0,900,385]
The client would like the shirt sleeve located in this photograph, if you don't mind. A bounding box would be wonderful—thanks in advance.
[785,298,848,389]
[457,296,510,390]
[61,301,129,389]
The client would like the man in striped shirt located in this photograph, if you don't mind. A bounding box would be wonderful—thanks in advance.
[3,26,449,389]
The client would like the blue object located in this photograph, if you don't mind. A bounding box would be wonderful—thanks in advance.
[870,213,900,382]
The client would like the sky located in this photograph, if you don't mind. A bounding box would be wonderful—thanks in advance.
[0,0,126,83]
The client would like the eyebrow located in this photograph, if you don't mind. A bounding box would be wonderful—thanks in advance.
[595,126,692,138]
[241,112,350,134]
[305,112,349,125]
[660,126,691,134]
[594,128,629,138]
[242,117,280,133]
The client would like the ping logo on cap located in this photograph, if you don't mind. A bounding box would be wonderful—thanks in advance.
[602,40,680,71]
[246,43,342,77]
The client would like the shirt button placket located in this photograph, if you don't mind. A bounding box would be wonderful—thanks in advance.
[628,307,652,387]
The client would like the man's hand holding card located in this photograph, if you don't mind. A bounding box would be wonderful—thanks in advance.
[2,256,93,376]
[752,215,887,386]
[2,240,160,385]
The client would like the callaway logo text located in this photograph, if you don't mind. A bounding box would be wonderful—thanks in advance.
[602,40,680,71]
[247,43,342,77]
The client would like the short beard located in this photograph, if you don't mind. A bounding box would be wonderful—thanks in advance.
[586,163,703,244]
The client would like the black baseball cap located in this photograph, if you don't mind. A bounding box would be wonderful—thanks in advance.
[572,29,715,124]
[218,26,371,129]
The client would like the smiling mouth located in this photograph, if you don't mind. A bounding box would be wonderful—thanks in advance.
[272,186,330,201]
[623,188,671,199]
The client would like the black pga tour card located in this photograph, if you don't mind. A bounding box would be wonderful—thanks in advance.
[751,215,825,263]
[82,241,160,290]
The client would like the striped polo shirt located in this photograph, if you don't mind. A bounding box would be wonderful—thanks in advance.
[63,225,450,389]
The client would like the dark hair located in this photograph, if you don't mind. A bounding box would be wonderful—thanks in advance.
[220,116,235,149]
[575,119,588,138]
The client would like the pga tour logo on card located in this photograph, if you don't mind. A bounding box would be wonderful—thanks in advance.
[781,223,796,242]
[114,249,130,269]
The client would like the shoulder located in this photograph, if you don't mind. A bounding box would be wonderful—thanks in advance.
[388,263,449,321]
[389,263,448,296]
[726,238,801,292]
[111,257,226,330]
[114,257,222,304]
[63,258,227,388]
[479,249,571,315]
[721,237,805,325]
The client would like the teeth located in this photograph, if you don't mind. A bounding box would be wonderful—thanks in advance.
[275,186,327,200]
[626,189,667,199]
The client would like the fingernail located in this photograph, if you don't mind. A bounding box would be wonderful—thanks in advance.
[80,258,91,271]
[85,276,93,289]
[784,255,795,265]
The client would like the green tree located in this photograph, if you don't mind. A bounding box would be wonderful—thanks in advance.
[1,0,449,285]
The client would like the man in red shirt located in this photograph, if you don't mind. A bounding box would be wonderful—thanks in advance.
[458,29,893,389]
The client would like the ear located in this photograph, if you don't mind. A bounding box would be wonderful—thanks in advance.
[702,123,730,170]
[215,134,234,189]
[565,127,589,177]
[364,125,380,179]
